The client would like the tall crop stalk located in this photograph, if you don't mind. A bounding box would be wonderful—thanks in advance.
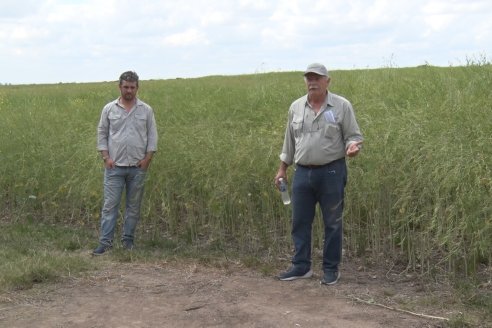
[0,66,490,277]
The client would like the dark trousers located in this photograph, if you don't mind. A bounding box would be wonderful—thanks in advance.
[291,158,347,272]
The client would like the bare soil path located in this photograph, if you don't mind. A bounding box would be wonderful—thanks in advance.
[0,258,453,328]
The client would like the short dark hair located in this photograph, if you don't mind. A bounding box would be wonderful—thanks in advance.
[119,71,139,87]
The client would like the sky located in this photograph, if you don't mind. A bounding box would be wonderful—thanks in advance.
[1,0,491,85]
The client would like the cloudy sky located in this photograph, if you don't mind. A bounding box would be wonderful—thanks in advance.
[1,0,491,84]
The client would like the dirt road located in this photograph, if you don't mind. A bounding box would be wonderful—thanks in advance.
[0,259,449,327]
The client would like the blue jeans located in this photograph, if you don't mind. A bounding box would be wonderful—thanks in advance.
[291,158,347,272]
[99,167,147,247]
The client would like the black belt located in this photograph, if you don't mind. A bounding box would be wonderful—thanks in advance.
[115,165,138,168]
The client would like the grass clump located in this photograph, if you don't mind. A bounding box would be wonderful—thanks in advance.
[0,218,96,291]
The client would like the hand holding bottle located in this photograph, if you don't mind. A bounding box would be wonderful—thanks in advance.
[278,178,291,205]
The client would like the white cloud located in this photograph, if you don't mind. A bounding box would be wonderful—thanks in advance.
[0,0,42,18]
[239,0,270,10]
[2,23,48,42]
[200,10,231,26]
[0,0,491,84]
[162,29,210,47]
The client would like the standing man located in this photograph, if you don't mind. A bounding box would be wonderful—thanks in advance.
[274,63,363,284]
[93,71,158,255]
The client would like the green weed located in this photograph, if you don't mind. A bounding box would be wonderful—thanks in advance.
[0,219,95,291]
[0,66,490,281]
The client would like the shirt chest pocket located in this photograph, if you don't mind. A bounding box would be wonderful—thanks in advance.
[108,112,124,134]
[322,123,341,140]
[321,110,341,139]
[134,114,147,130]
[291,119,303,139]
[291,111,305,139]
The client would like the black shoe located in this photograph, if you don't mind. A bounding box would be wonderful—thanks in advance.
[320,271,340,285]
[278,266,313,281]
[122,240,134,250]
[92,244,111,256]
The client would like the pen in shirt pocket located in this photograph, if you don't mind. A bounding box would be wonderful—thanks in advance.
[324,110,336,124]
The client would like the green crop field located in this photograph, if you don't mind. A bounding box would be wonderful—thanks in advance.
[0,64,491,280]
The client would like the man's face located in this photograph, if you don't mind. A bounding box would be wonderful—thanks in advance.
[304,73,330,98]
[119,80,138,101]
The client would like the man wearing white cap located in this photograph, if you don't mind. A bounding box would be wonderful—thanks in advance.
[274,63,363,285]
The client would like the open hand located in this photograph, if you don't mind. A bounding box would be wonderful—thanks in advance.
[346,141,363,157]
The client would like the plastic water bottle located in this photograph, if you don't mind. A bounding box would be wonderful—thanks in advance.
[279,178,291,205]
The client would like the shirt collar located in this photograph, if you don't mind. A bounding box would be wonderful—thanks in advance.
[305,91,332,109]
[116,97,140,109]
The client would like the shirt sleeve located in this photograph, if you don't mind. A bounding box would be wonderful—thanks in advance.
[279,105,295,165]
[96,104,110,151]
[146,107,158,152]
[341,101,363,149]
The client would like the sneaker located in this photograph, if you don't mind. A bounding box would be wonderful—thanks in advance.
[320,271,340,285]
[278,266,313,281]
[122,240,134,250]
[92,244,111,256]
